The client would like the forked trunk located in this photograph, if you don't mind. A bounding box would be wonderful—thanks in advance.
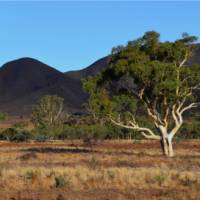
[161,136,174,157]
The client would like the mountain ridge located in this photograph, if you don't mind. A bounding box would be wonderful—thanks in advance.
[0,57,87,115]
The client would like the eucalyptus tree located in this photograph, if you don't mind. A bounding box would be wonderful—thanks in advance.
[83,31,200,157]
[31,95,65,130]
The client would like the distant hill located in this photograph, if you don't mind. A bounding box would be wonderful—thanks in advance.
[0,45,199,116]
[0,58,86,115]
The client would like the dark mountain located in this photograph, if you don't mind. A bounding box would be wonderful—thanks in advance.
[0,58,86,115]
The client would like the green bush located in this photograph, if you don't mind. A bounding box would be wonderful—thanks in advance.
[53,123,145,141]
[57,126,77,140]
[10,131,32,142]
[13,121,29,129]
[34,134,50,142]
[176,119,200,140]
[0,128,18,140]
[0,128,32,142]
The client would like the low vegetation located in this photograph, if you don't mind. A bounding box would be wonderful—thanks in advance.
[0,140,199,200]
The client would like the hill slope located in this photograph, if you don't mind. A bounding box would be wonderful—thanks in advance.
[0,58,86,115]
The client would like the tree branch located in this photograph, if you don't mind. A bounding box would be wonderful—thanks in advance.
[110,117,161,140]
[180,102,200,114]
[179,53,188,68]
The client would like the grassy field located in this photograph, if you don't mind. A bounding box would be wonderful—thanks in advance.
[0,140,199,200]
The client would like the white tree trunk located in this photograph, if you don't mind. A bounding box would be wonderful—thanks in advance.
[168,137,174,157]
[159,126,175,157]
[161,136,174,157]
[162,137,169,156]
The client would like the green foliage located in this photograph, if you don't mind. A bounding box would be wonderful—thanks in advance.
[83,31,200,139]
[33,133,50,142]
[0,118,200,142]
[177,119,200,139]
[13,121,28,129]
[0,128,17,140]
[56,123,145,140]
[0,128,32,142]
[31,95,67,139]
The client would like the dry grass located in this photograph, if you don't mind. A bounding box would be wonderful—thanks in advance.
[0,140,199,200]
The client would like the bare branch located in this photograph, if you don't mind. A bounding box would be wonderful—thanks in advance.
[163,107,169,127]
[141,132,160,140]
[172,104,180,126]
[110,117,161,140]
[180,102,200,114]
[191,83,200,90]
[179,53,188,68]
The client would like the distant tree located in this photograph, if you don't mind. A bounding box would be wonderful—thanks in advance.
[83,31,200,157]
[31,95,65,131]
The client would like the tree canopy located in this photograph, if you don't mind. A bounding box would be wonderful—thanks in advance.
[83,31,200,157]
[31,95,65,130]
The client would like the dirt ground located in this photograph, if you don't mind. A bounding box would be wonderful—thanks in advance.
[0,140,199,200]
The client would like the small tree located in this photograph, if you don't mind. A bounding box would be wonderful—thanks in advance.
[83,31,200,157]
[31,95,65,132]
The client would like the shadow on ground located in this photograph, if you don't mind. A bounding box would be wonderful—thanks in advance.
[21,147,97,154]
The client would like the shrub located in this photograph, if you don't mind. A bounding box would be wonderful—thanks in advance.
[176,119,200,140]
[24,169,41,183]
[154,175,166,186]
[54,175,71,188]
[34,134,50,142]
[10,131,32,142]
[57,126,77,140]
[0,128,32,142]
[0,128,18,141]
[13,121,29,129]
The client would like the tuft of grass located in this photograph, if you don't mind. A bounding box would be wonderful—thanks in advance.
[55,175,71,188]
[24,169,41,183]
[107,170,115,180]
[46,169,56,178]
[87,156,100,170]
[179,175,198,187]
[154,174,166,186]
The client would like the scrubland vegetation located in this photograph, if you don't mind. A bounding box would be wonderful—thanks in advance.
[0,140,199,200]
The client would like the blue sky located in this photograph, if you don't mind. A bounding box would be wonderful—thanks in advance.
[0,1,200,72]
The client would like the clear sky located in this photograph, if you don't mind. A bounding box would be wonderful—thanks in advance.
[0,1,200,72]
